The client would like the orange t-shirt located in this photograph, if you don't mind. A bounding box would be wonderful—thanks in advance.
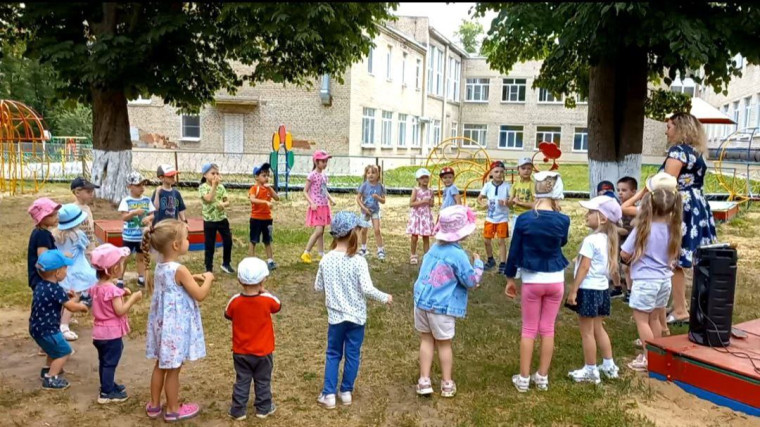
[224,292,281,356]
[249,185,273,220]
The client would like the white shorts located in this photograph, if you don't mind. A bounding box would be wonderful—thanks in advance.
[629,279,672,313]
[414,307,455,340]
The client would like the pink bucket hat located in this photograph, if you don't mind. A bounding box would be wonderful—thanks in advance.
[28,198,62,225]
[91,243,131,273]
[434,205,477,242]
[313,150,331,161]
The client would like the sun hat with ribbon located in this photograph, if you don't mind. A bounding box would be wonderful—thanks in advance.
[58,203,89,231]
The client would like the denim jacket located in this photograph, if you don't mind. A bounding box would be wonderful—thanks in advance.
[413,242,484,318]
[504,210,570,278]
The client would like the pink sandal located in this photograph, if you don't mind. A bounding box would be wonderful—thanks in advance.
[145,402,162,419]
[410,255,419,265]
[163,403,200,422]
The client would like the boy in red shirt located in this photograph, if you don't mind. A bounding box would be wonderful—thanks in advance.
[249,163,280,270]
[225,257,281,420]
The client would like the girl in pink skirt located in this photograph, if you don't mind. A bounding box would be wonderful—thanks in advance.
[301,150,336,264]
[407,168,435,265]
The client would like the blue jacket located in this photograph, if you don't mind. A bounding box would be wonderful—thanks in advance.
[414,242,484,318]
[504,210,570,278]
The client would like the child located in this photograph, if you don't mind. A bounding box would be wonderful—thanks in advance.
[508,157,535,233]
[477,161,511,273]
[302,150,336,264]
[30,250,89,390]
[143,219,215,421]
[70,176,99,250]
[621,188,682,372]
[152,164,187,225]
[200,162,234,274]
[596,181,618,200]
[89,244,143,403]
[249,163,280,270]
[226,257,281,420]
[118,172,156,288]
[27,198,61,290]
[439,166,461,210]
[414,205,483,397]
[407,168,435,265]
[315,211,392,409]
[566,196,621,384]
[614,176,638,300]
[356,164,386,259]
[55,204,98,341]
[504,171,570,392]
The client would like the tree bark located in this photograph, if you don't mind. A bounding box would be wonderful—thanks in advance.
[587,48,648,196]
[90,87,133,203]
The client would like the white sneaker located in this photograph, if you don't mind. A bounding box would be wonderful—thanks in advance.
[512,374,530,393]
[628,354,648,372]
[598,364,620,379]
[61,329,78,341]
[568,367,601,384]
[358,248,368,257]
[416,377,433,396]
[377,249,386,261]
[530,372,549,391]
[317,393,336,409]
[338,391,352,406]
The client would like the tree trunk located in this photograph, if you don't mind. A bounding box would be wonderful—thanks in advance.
[587,48,648,196]
[90,87,133,204]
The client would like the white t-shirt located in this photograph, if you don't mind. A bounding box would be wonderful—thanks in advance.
[573,233,610,290]
[479,181,511,224]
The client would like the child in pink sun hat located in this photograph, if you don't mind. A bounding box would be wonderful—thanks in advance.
[28,198,62,290]
[301,150,336,264]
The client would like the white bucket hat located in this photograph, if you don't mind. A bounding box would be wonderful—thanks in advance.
[534,171,564,199]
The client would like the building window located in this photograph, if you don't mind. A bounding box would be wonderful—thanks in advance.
[670,78,696,98]
[386,45,392,81]
[181,115,200,140]
[446,57,454,100]
[576,94,588,104]
[432,120,441,146]
[415,59,422,90]
[452,60,460,101]
[398,113,407,147]
[362,108,376,146]
[501,79,526,103]
[744,96,752,128]
[756,94,760,128]
[435,48,444,97]
[463,124,487,147]
[411,116,420,147]
[536,126,562,149]
[128,94,151,105]
[498,125,524,149]
[732,101,740,130]
[367,47,374,75]
[722,104,730,137]
[573,127,588,152]
[451,121,458,139]
[381,110,393,146]
[401,53,407,87]
[538,88,563,103]
[465,78,490,102]
[427,47,435,93]
[447,58,461,101]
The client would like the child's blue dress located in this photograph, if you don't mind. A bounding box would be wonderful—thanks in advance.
[57,231,97,292]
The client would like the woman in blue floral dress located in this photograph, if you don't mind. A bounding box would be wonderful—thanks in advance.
[661,113,717,325]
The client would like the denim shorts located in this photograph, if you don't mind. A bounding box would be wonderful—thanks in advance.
[629,279,672,313]
[34,332,72,359]
[363,211,381,221]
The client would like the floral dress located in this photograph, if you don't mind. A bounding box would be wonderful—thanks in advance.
[146,262,206,369]
[406,187,434,236]
[660,144,718,268]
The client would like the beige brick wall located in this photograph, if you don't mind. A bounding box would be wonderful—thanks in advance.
[699,64,760,147]
[387,16,429,46]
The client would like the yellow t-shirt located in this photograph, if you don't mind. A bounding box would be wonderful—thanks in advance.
[510,179,535,214]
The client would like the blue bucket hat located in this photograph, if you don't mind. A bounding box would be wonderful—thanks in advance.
[330,211,370,238]
[58,203,88,231]
[37,249,75,272]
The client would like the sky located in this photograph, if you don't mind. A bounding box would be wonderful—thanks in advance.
[394,2,498,49]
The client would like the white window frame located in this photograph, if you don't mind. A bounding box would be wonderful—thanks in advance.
[452,60,461,101]
[573,127,589,152]
[128,94,152,106]
[362,108,376,147]
[756,94,760,129]
[498,125,524,150]
[501,78,526,103]
[427,47,435,93]
[732,101,740,130]
[415,58,422,90]
[576,94,588,104]
[744,96,752,128]
[381,110,393,147]
[538,88,564,104]
[462,124,487,147]
[436,48,444,97]
[401,52,407,87]
[398,113,408,147]
[385,45,393,81]
[367,47,374,75]
[465,78,490,102]
[446,57,454,100]
[535,126,562,149]
[180,115,201,141]
[450,121,458,139]
[722,105,730,137]
[432,120,441,146]
[411,116,420,147]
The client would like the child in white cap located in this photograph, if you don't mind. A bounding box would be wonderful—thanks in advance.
[406,168,435,265]
[508,157,535,233]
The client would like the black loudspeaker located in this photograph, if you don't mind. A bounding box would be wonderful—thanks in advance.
[688,244,738,347]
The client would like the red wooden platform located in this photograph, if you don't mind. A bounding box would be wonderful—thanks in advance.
[647,319,760,417]
[94,218,220,251]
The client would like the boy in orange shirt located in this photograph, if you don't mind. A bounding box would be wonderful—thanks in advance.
[226,258,281,420]
[249,163,280,270]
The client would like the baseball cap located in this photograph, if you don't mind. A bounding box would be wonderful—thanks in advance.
[70,176,99,191]
[313,150,331,161]
[58,203,88,231]
[126,171,148,186]
[28,198,62,225]
[330,211,370,238]
[253,163,271,176]
[596,181,615,193]
[646,172,677,193]
[517,157,533,167]
[439,166,455,177]
[36,249,74,272]
[489,161,506,170]
[579,196,622,223]
[237,257,270,285]
[201,162,219,175]
[91,244,131,272]
[157,164,178,177]
[415,168,431,179]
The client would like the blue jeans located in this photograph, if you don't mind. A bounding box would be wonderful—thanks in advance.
[322,322,365,395]
[93,338,123,394]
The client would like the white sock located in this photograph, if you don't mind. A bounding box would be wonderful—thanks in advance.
[361,244,367,250]
[378,246,384,251]
[60,324,70,332]
[602,358,616,369]
[585,364,598,372]
[268,258,274,263]
[319,251,325,256]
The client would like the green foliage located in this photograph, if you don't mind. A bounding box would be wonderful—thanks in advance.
[454,19,484,55]
[645,89,692,121]
[0,3,398,114]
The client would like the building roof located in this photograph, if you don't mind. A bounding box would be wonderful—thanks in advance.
[428,26,468,58]
[379,23,428,54]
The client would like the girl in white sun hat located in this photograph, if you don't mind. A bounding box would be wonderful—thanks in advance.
[406,168,435,265]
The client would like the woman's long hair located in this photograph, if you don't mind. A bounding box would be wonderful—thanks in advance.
[631,189,683,265]
[668,112,708,155]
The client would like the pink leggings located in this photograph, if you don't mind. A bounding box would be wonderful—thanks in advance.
[521,282,564,338]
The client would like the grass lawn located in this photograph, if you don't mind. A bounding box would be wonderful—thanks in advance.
[0,184,759,426]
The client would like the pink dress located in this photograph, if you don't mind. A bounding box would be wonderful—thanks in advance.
[306,170,332,227]
[89,282,130,340]
[407,187,434,236]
